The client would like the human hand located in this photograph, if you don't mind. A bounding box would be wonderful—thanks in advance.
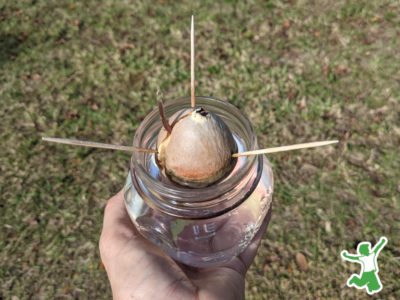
[100,190,271,300]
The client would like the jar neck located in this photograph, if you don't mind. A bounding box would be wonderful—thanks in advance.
[130,155,263,219]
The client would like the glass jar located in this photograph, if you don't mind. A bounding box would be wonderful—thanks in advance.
[124,96,273,268]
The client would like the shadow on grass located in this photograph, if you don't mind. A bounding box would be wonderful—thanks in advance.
[0,33,24,67]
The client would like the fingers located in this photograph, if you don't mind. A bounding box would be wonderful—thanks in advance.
[237,208,272,272]
[99,189,138,261]
[103,190,135,237]
[102,189,134,235]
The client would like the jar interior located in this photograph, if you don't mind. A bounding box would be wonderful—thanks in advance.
[131,96,257,203]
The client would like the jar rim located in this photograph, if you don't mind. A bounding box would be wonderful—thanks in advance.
[131,96,257,203]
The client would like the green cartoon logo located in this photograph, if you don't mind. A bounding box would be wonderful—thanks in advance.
[341,237,388,295]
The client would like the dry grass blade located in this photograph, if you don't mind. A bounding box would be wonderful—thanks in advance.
[232,140,338,157]
[42,137,158,153]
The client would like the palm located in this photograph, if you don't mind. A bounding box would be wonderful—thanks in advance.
[100,190,270,300]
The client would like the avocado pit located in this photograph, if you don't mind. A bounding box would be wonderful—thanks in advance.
[156,107,237,188]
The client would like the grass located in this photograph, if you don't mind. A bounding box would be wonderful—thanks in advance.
[1,0,399,299]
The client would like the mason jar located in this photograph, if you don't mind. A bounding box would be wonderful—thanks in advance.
[124,96,273,268]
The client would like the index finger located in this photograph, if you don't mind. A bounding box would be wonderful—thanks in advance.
[100,189,138,245]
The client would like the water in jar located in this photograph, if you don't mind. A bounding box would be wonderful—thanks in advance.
[124,134,273,268]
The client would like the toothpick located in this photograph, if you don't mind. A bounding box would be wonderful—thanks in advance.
[190,15,195,107]
[232,140,338,157]
[42,137,158,153]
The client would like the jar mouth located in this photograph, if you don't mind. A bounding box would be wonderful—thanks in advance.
[131,96,257,203]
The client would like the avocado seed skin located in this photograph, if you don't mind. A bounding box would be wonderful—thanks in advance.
[157,108,237,188]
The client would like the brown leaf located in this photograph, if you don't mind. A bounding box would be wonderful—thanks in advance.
[327,163,337,170]
[346,219,356,229]
[373,113,382,123]
[288,88,296,101]
[32,73,41,81]
[72,158,82,165]
[91,103,99,111]
[283,20,290,28]
[65,111,79,120]
[296,253,308,271]
[62,285,69,294]
[334,66,347,74]
[323,66,330,76]
[124,43,135,49]
[287,265,293,274]
[262,264,269,272]
[54,38,66,45]
[265,255,280,263]
[18,32,27,41]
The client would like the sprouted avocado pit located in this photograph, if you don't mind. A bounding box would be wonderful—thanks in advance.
[156,106,238,188]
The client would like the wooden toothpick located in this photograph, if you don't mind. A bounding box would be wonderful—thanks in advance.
[232,140,338,157]
[43,136,337,159]
[42,137,158,153]
[190,15,195,107]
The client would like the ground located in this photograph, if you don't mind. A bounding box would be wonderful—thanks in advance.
[1,0,399,299]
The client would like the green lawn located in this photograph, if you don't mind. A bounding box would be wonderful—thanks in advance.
[1,0,399,299]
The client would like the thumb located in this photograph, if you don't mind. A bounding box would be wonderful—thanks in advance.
[99,189,138,260]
